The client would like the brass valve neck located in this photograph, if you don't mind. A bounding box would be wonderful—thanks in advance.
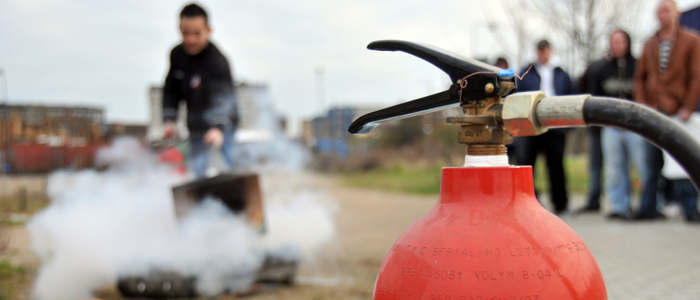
[466,145,508,156]
[447,96,512,156]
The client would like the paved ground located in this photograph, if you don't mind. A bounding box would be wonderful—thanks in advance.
[556,196,700,300]
[4,173,700,300]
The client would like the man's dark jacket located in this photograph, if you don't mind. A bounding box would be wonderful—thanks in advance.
[163,43,238,136]
[516,63,575,135]
[516,64,575,96]
[587,56,637,101]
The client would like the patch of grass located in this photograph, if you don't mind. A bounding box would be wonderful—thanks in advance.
[0,194,48,227]
[0,259,27,300]
[0,194,50,216]
[341,163,443,194]
[341,155,592,195]
[0,220,28,226]
[0,260,25,277]
[534,155,589,194]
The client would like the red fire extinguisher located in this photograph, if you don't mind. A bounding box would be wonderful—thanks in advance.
[157,130,187,174]
[349,40,700,300]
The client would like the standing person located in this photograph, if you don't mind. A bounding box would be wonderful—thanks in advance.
[577,59,606,214]
[515,40,575,215]
[588,30,640,219]
[635,0,700,221]
[163,3,239,178]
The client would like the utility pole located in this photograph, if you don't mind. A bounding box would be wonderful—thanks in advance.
[0,69,8,173]
[0,69,6,101]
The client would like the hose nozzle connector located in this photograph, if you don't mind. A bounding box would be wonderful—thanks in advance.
[502,91,548,136]
[503,92,589,137]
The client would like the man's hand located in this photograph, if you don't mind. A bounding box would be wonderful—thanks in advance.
[163,121,176,138]
[204,127,224,148]
[679,107,693,122]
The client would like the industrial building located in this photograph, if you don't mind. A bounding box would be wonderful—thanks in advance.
[0,104,106,172]
[307,106,461,158]
[0,104,103,147]
[308,107,376,157]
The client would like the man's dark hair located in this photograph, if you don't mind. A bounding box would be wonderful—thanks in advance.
[537,39,550,50]
[495,57,509,68]
[180,3,208,24]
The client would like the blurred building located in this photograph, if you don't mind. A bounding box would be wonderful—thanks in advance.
[309,107,377,157]
[0,104,103,147]
[235,82,273,130]
[147,85,189,141]
[300,120,313,145]
[147,82,272,142]
[104,123,148,141]
[306,105,467,162]
[0,104,106,173]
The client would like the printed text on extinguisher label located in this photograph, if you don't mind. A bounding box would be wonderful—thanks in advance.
[391,240,588,259]
[399,268,564,281]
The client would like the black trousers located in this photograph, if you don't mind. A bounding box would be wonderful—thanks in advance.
[514,130,569,212]
[586,126,603,209]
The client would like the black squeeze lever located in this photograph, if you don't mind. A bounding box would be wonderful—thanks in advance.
[348,40,516,135]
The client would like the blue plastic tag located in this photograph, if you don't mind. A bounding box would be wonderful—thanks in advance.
[498,69,515,79]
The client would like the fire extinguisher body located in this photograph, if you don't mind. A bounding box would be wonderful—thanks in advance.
[374,166,607,300]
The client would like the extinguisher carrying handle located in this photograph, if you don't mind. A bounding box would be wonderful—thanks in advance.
[368,40,503,83]
[348,86,460,134]
[348,40,518,135]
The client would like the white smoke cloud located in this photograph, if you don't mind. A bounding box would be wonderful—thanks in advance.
[232,84,311,171]
[28,137,337,299]
[94,137,155,170]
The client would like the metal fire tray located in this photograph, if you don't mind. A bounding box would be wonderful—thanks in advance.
[117,173,300,298]
[117,256,297,298]
[172,173,265,231]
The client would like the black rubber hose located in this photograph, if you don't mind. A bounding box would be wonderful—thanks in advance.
[583,97,700,189]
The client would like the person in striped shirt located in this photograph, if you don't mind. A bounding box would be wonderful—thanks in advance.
[634,0,700,221]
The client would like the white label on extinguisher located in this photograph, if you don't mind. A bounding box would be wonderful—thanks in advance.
[463,154,509,167]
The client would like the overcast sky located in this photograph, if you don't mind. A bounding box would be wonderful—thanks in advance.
[1,0,698,134]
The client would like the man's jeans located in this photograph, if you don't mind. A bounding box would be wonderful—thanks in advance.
[602,128,649,214]
[638,140,664,217]
[668,179,699,219]
[190,129,236,178]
